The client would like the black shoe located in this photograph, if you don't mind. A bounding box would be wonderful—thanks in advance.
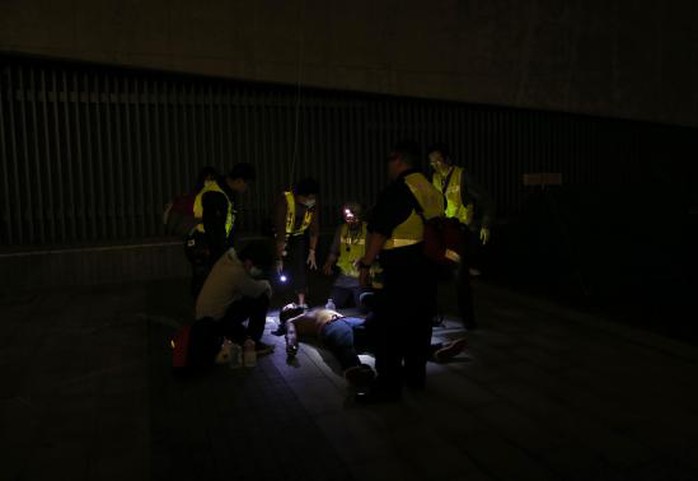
[344,364,375,388]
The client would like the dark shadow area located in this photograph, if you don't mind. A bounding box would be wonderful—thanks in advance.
[489,184,698,345]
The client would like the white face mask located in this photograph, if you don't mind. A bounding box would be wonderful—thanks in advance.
[249,267,263,278]
[302,199,316,208]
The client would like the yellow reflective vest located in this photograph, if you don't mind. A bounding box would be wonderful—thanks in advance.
[284,191,314,237]
[432,166,474,226]
[336,222,367,278]
[192,181,235,236]
[384,172,444,250]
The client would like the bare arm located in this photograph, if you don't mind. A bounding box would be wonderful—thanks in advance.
[308,203,320,251]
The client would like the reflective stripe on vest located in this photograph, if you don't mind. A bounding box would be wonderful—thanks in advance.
[336,222,367,278]
[284,191,314,236]
[192,181,235,235]
[432,166,474,226]
[383,172,444,250]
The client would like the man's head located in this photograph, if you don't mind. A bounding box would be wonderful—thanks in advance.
[342,201,362,226]
[387,140,421,180]
[427,143,453,176]
[279,303,305,326]
[195,166,219,191]
[238,240,275,277]
[293,177,319,208]
[226,162,255,194]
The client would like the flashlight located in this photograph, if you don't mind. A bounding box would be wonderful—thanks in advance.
[279,273,288,283]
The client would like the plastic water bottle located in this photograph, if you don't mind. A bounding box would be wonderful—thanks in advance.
[243,338,257,367]
[228,343,242,369]
[325,298,336,310]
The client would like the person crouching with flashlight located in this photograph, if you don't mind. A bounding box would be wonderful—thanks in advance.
[322,202,369,309]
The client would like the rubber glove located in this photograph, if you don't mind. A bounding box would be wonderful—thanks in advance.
[479,227,490,245]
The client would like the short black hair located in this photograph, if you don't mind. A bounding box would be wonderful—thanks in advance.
[229,162,255,181]
[294,177,319,196]
[426,142,450,160]
[279,303,305,324]
[392,140,421,168]
[237,240,275,271]
[195,166,219,191]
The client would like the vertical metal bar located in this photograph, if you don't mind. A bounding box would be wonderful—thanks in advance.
[60,69,77,241]
[132,76,145,236]
[143,78,156,234]
[72,70,87,241]
[171,82,182,195]
[216,83,225,171]
[49,69,66,242]
[29,67,46,243]
[208,83,217,169]
[123,76,135,237]
[84,71,97,241]
[113,76,126,238]
[0,65,14,245]
[224,84,233,171]
[189,82,198,178]
[181,82,192,192]
[92,73,106,240]
[104,74,118,238]
[160,79,173,220]
[40,69,56,242]
[18,66,34,243]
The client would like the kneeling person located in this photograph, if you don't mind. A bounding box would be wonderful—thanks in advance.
[196,240,276,355]
[279,304,374,387]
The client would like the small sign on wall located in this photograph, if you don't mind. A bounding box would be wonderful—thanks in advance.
[523,172,563,186]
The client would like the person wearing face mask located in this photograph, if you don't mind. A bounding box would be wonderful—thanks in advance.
[274,177,320,307]
[322,202,369,309]
[195,240,276,355]
[428,143,495,330]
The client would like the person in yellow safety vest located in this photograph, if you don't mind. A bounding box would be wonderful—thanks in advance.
[188,162,256,298]
[427,143,495,330]
[355,140,444,403]
[322,202,369,309]
[274,177,320,308]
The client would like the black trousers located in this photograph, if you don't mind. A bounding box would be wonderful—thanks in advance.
[216,294,270,344]
[373,243,436,394]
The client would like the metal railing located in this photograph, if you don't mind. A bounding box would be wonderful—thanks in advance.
[1,54,696,247]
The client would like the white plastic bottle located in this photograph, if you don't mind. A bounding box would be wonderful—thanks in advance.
[228,343,242,369]
[243,338,257,367]
[325,298,336,310]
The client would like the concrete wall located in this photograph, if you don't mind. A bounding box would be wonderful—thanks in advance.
[1,0,696,127]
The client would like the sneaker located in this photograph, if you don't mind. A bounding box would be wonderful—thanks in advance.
[433,337,467,363]
[344,364,375,387]
[254,341,275,356]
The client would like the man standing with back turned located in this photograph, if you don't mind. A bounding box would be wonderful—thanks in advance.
[356,141,444,403]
